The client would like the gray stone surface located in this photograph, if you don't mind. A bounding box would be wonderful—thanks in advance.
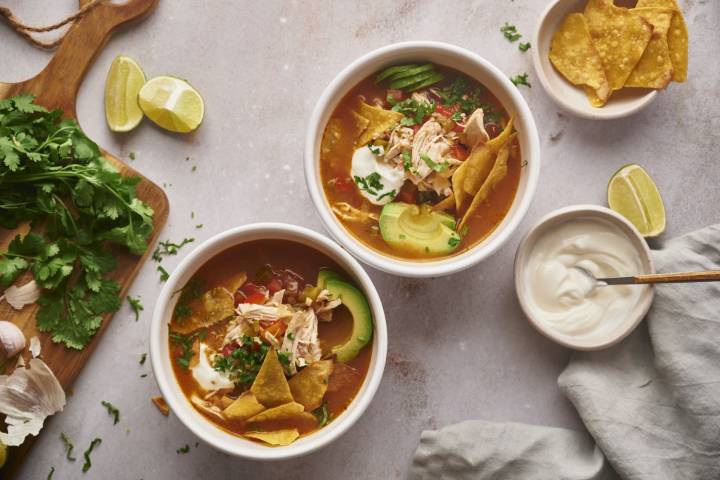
[1,1,717,478]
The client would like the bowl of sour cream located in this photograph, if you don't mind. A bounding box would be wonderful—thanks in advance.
[514,205,655,350]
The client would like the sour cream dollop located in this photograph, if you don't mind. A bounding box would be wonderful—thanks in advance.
[192,343,234,391]
[350,145,405,205]
[523,218,647,338]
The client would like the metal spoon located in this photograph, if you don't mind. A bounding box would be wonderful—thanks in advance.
[573,267,720,292]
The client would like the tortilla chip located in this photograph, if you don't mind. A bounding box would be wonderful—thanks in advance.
[584,0,652,91]
[244,429,299,446]
[221,271,247,295]
[250,349,294,407]
[223,392,266,421]
[288,360,334,411]
[458,143,510,231]
[461,118,515,197]
[355,101,403,147]
[452,161,469,211]
[636,0,687,82]
[626,8,674,89]
[432,194,455,212]
[584,86,607,108]
[246,401,306,423]
[549,13,610,104]
[351,111,370,142]
[321,118,342,157]
[202,287,235,323]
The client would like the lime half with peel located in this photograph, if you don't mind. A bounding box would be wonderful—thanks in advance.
[138,76,204,133]
[105,55,146,132]
[608,164,666,237]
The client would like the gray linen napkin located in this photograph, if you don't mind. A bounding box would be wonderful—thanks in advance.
[410,225,720,480]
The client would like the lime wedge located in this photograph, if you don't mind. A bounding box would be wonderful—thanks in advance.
[104,55,146,132]
[138,76,204,133]
[608,164,666,237]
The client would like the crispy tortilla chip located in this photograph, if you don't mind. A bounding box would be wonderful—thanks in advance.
[626,8,674,89]
[246,401,305,423]
[452,161,469,211]
[584,86,607,108]
[250,349,294,407]
[321,118,342,157]
[351,111,370,142]
[222,271,247,295]
[244,429,299,446]
[461,118,515,197]
[355,102,403,147]
[549,13,610,105]
[433,194,455,212]
[584,0,652,91]
[636,0,687,82]
[458,143,510,231]
[288,360,334,411]
[202,287,235,323]
[223,392,266,421]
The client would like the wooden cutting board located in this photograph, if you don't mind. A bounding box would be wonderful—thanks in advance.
[0,1,167,477]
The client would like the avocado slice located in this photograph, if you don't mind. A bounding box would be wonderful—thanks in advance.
[321,277,373,363]
[317,269,345,289]
[379,202,461,256]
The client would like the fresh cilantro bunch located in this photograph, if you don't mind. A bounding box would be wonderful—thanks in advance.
[0,95,154,349]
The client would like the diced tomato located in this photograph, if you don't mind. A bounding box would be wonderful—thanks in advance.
[332,176,354,192]
[261,321,287,339]
[452,122,465,134]
[397,184,418,204]
[435,104,459,118]
[451,144,469,161]
[267,277,283,294]
[386,89,404,103]
[412,124,422,134]
[245,292,266,304]
[221,343,238,357]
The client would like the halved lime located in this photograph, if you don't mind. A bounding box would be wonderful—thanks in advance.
[608,164,666,237]
[104,55,146,132]
[138,76,204,133]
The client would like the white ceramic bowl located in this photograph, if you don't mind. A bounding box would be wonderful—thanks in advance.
[514,205,655,350]
[150,223,387,460]
[304,41,540,278]
[533,0,657,120]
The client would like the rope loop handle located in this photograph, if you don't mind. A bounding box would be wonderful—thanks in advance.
[0,0,106,50]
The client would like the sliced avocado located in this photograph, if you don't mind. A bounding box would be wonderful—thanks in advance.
[325,279,373,363]
[379,202,461,257]
[317,269,345,289]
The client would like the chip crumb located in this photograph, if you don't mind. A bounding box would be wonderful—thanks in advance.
[152,396,170,416]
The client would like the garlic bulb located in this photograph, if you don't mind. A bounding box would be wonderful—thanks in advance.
[0,322,26,358]
[0,280,41,310]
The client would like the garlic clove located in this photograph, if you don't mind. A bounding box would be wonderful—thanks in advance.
[29,336,41,358]
[1,280,41,310]
[0,321,26,358]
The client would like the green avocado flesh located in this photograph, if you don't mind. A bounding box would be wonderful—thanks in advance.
[316,271,373,362]
[379,202,461,256]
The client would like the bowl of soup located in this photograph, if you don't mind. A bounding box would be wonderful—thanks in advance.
[305,41,541,277]
[150,223,387,460]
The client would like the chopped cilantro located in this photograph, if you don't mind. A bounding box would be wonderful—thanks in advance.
[170,329,206,369]
[437,78,485,115]
[390,98,435,126]
[367,144,383,155]
[173,303,193,319]
[420,153,449,172]
[82,438,102,473]
[60,432,76,461]
[195,224,203,229]
[139,353,147,365]
[312,401,331,427]
[451,111,462,122]
[519,42,531,52]
[101,400,120,425]
[448,237,461,247]
[152,238,194,263]
[500,22,522,42]
[191,165,197,172]
[140,373,148,378]
[510,73,531,88]
[128,151,136,160]
[401,151,412,171]
[157,265,169,282]
[377,190,397,202]
[177,444,190,454]
[47,466,55,480]
[126,295,143,321]
[354,172,383,196]
[213,336,270,385]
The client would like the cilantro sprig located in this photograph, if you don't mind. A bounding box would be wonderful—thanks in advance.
[0,95,154,349]
[101,400,120,425]
[510,73,532,88]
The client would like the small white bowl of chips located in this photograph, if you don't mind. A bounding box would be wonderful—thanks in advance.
[533,0,688,120]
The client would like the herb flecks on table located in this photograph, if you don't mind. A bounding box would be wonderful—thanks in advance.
[60,432,76,461]
[82,437,102,473]
[152,238,194,263]
[0,95,154,349]
[101,400,120,425]
[126,295,143,321]
[500,22,522,42]
[510,73,532,88]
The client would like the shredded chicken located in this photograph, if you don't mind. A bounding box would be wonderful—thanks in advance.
[236,303,293,323]
[280,309,321,375]
[464,108,489,147]
[313,289,343,322]
[410,120,451,182]
[385,125,414,161]
[190,394,225,422]
[332,202,379,223]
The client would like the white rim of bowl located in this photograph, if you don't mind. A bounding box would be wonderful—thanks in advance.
[513,204,656,350]
[150,223,387,460]
[304,41,540,278]
[532,0,657,120]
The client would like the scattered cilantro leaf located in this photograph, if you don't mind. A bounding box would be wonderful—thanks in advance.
[420,153,449,172]
[195,224,203,229]
[390,97,435,126]
[139,353,147,365]
[353,172,383,196]
[500,22,522,42]
[60,432,76,461]
[510,73,531,88]
[101,401,120,425]
[519,42,531,52]
[213,336,269,385]
[126,295,143,321]
[82,438,102,473]
[377,190,396,202]
[47,466,55,480]
[448,237,461,247]
[177,444,190,454]
[312,401,330,427]
[152,238,194,262]
[401,151,412,171]
[157,265,170,282]
[170,330,206,369]
[128,151,135,160]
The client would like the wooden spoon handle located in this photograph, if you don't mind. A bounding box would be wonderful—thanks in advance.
[633,270,720,284]
[30,0,159,115]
